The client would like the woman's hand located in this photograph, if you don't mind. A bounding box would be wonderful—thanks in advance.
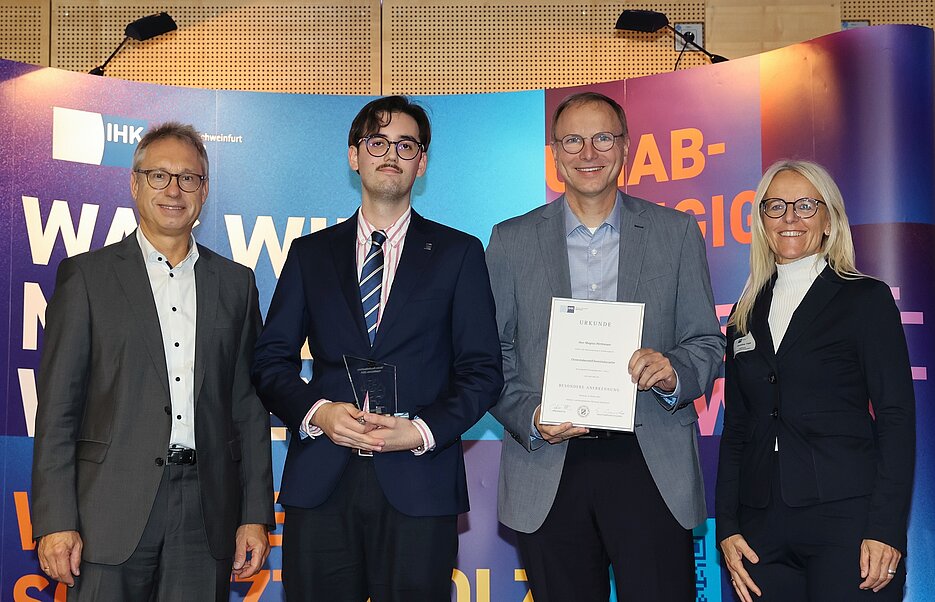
[859,539,902,592]
[720,534,762,602]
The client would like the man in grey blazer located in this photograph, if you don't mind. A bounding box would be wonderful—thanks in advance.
[31,123,274,600]
[486,92,724,600]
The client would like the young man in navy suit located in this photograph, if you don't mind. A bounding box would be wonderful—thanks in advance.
[252,96,503,601]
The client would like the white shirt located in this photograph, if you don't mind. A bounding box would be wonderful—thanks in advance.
[137,229,199,450]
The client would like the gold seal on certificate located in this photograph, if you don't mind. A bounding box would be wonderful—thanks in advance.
[539,297,644,432]
[344,355,398,416]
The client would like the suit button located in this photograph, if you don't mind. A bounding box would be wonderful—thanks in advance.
[768,373,777,384]
[164,405,171,415]
[770,408,779,419]
[155,457,164,466]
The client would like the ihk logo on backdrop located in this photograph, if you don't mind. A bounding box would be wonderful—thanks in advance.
[52,107,148,166]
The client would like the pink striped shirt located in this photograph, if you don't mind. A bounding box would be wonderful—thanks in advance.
[356,207,411,329]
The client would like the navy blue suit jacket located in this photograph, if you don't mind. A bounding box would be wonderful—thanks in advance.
[252,210,503,517]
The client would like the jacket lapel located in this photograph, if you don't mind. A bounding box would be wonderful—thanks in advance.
[616,192,648,302]
[193,246,218,406]
[112,233,170,397]
[536,198,572,298]
[776,266,843,358]
[329,212,370,347]
[750,277,778,368]
[372,211,434,350]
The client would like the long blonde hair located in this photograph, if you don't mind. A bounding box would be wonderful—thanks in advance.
[730,160,862,334]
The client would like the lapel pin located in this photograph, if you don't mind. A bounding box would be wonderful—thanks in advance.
[424,242,433,251]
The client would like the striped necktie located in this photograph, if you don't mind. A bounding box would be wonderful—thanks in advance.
[360,230,387,345]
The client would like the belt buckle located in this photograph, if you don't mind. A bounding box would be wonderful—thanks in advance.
[167,446,196,464]
[356,449,373,457]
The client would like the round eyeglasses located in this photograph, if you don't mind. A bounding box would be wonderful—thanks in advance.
[135,169,207,193]
[358,135,424,161]
[760,197,825,219]
[554,132,625,154]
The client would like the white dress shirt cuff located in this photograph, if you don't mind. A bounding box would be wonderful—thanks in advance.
[299,399,331,439]
[411,417,435,455]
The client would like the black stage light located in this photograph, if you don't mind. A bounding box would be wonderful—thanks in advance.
[89,12,178,76]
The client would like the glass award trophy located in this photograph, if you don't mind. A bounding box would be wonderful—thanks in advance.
[343,355,398,416]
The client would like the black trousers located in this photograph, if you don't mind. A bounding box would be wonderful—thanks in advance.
[68,464,232,602]
[515,434,695,602]
[282,453,458,602]
[737,462,906,601]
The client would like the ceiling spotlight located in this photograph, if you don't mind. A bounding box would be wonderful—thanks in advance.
[89,12,178,76]
[615,9,728,65]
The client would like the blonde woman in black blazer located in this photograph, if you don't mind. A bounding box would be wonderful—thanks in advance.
[716,160,915,602]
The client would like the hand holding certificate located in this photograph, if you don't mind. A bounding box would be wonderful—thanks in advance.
[539,298,644,432]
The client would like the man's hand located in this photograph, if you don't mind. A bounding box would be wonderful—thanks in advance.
[312,402,384,451]
[859,538,902,592]
[629,348,676,391]
[362,413,423,452]
[534,405,589,444]
[37,530,83,587]
[719,534,761,602]
[232,523,270,579]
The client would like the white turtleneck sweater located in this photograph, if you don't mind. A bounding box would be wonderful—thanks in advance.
[768,253,828,352]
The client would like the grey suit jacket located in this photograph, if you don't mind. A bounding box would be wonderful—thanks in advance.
[31,232,274,564]
[486,192,725,532]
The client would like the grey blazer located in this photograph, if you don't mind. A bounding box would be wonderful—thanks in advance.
[486,192,725,533]
[31,232,274,564]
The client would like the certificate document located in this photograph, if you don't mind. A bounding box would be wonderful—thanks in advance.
[539,297,644,431]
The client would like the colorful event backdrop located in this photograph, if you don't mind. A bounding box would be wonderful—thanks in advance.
[1,24,932,602]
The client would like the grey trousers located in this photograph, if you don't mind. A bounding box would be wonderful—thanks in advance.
[68,463,233,602]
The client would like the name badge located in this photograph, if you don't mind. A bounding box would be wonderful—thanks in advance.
[733,333,756,356]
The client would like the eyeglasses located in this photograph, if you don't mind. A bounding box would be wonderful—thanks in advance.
[554,132,625,154]
[358,135,424,161]
[135,169,207,193]
[760,197,825,219]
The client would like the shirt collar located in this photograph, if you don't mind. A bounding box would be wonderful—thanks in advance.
[357,206,412,248]
[562,194,621,237]
[136,228,199,269]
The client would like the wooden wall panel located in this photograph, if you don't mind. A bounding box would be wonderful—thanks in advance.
[841,0,934,28]
[0,0,48,65]
[1,2,932,93]
[382,0,707,94]
[50,0,380,93]
[707,1,841,59]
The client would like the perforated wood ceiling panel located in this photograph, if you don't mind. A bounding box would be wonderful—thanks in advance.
[0,0,48,65]
[51,0,380,93]
[383,0,707,94]
[841,0,934,27]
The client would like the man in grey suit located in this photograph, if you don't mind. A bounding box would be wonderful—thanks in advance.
[31,123,274,600]
[486,92,724,600]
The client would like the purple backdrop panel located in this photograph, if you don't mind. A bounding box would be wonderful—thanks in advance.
[624,55,763,305]
[760,25,935,226]
[852,223,935,602]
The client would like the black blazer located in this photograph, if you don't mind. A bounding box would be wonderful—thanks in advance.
[716,266,915,553]
[252,210,503,517]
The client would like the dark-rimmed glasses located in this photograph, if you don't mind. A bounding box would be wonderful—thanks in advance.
[760,197,825,219]
[358,135,424,161]
[554,132,625,154]
[134,169,207,193]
